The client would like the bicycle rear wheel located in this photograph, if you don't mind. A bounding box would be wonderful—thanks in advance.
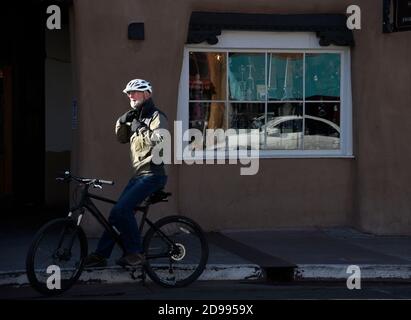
[26,218,88,295]
[143,215,209,288]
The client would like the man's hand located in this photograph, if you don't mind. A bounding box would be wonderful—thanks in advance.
[131,119,147,133]
[119,110,138,124]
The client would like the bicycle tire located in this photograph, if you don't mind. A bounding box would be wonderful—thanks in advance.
[26,218,88,296]
[143,215,209,288]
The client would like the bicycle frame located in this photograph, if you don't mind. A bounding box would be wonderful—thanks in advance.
[69,183,177,259]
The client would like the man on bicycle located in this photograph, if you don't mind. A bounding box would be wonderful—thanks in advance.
[84,79,168,268]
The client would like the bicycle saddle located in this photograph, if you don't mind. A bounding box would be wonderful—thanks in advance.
[148,189,172,204]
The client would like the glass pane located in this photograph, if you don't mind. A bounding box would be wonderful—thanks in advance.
[305,103,340,127]
[189,102,226,131]
[262,103,303,150]
[228,103,265,130]
[225,103,265,150]
[229,53,265,101]
[189,102,226,149]
[305,53,340,101]
[189,102,209,133]
[189,52,226,100]
[304,103,341,150]
[267,53,303,101]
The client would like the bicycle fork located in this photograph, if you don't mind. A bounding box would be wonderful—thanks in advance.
[68,207,84,226]
[53,212,84,262]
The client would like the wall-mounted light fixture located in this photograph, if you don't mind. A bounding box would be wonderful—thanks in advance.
[128,22,145,40]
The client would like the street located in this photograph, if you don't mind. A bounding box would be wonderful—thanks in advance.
[1,280,411,300]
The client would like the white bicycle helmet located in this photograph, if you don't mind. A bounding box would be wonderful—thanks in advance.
[122,79,152,94]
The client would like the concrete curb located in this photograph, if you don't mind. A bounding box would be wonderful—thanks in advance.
[294,264,411,281]
[0,264,263,287]
[2,264,411,287]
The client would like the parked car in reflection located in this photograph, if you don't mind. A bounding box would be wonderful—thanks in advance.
[207,115,340,151]
[262,115,340,150]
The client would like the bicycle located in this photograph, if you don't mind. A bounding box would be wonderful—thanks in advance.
[25,171,209,296]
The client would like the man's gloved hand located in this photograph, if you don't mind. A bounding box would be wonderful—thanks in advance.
[119,110,138,124]
[131,119,147,133]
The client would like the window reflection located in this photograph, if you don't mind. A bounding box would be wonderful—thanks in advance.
[305,53,340,101]
[263,103,303,150]
[305,103,340,127]
[268,53,303,101]
[229,53,265,101]
[228,103,265,130]
[187,50,343,152]
[189,102,226,149]
[226,103,264,150]
[304,103,340,150]
[189,52,226,100]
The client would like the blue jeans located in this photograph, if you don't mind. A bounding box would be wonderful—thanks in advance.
[95,174,167,258]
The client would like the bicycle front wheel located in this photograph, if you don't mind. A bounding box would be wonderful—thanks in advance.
[25,218,88,295]
[143,215,209,288]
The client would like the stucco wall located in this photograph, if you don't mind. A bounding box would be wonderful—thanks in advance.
[70,0,188,235]
[179,159,353,230]
[70,0,411,235]
[351,1,411,234]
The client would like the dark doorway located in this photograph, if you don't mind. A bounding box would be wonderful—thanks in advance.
[0,67,13,197]
[0,1,46,222]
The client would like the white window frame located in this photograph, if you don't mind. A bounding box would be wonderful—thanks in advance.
[177,31,353,160]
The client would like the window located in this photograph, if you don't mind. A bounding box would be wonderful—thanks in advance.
[177,31,353,158]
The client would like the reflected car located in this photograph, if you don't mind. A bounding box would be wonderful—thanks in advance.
[262,115,340,150]
[209,115,340,150]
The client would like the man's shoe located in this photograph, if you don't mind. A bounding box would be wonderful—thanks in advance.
[116,253,146,267]
[83,253,107,268]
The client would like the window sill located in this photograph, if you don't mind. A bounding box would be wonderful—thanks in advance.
[175,151,355,161]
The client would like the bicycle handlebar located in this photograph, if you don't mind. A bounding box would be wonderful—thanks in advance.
[98,179,115,185]
[56,171,115,186]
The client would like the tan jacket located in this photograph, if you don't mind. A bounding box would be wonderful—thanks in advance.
[115,99,167,176]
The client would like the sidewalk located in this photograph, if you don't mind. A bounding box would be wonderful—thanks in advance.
[218,227,411,281]
[1,225,410,286]
[0,225,261,286]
